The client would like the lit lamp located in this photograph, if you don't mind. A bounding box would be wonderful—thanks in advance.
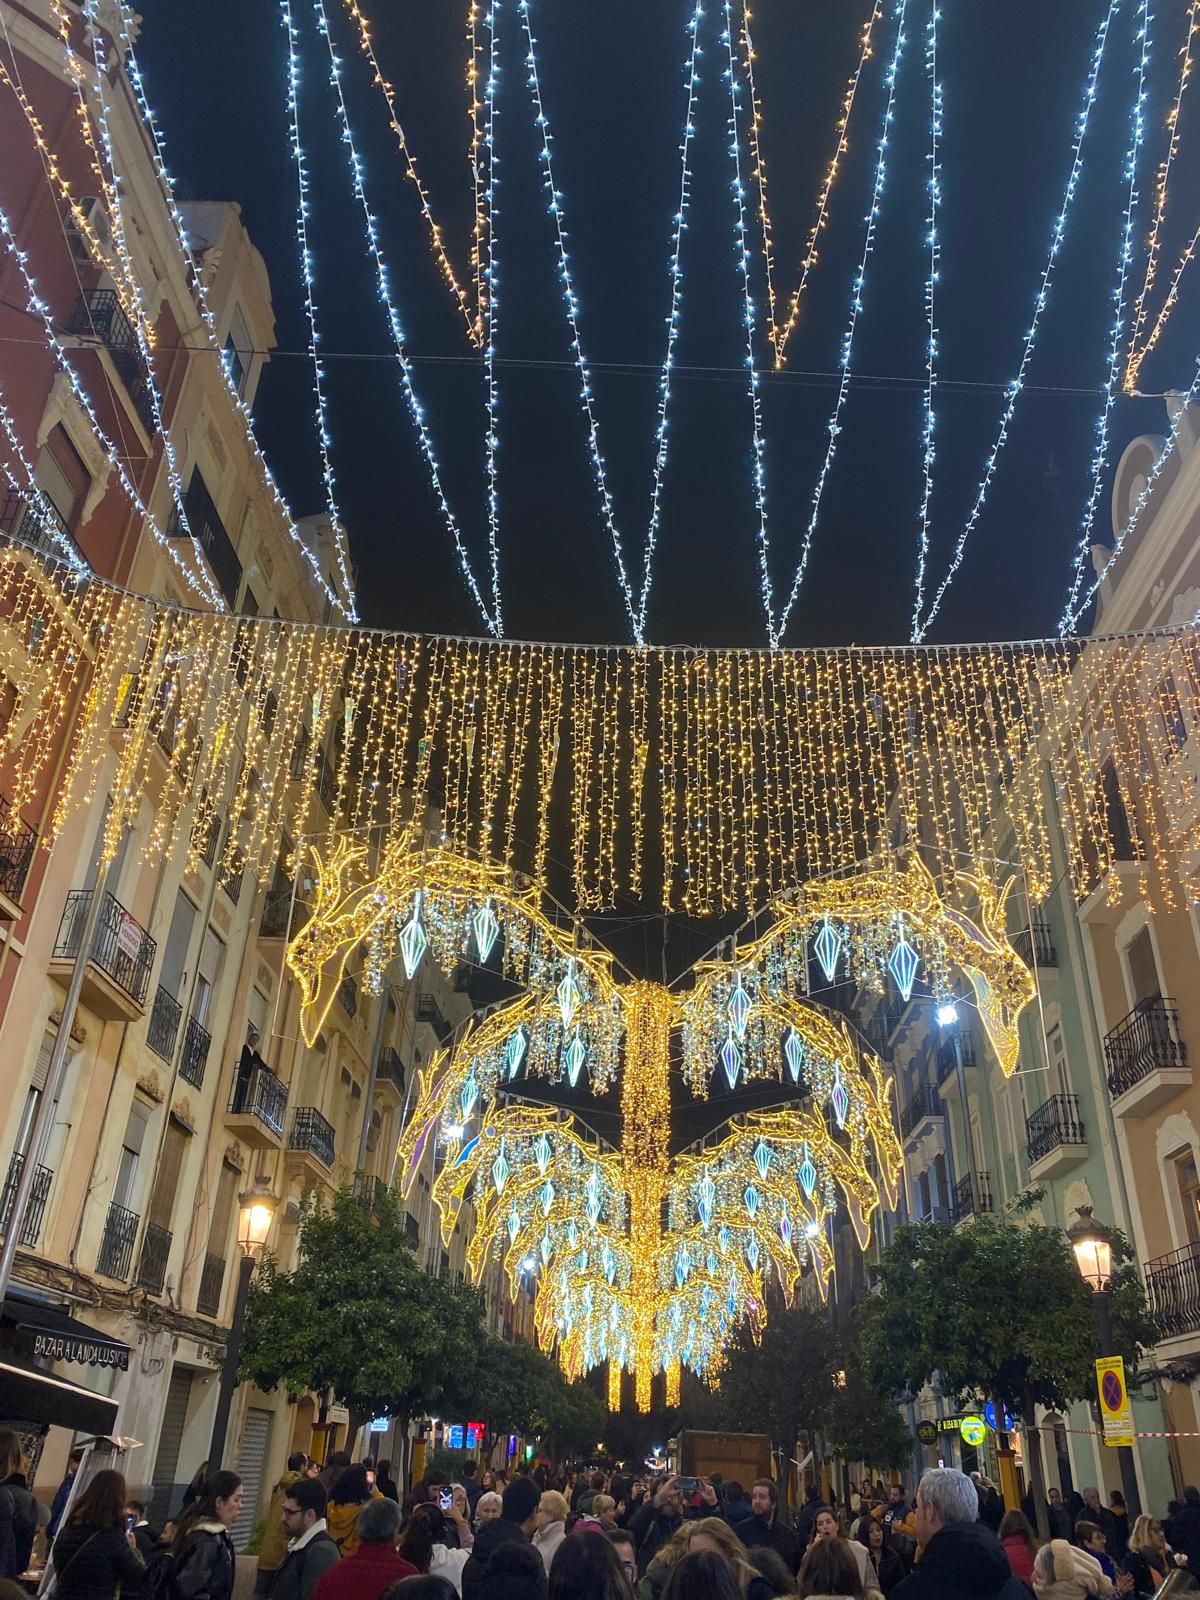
[1065,1206,1139,1516]
[208,1179,277,1473]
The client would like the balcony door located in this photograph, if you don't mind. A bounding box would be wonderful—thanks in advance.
[1175,1151,1200,1248]
[160,891,196,1006]
[1126,926,1163,1008]
[193,927,225,1027]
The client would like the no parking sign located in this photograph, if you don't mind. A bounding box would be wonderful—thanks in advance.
[1095,1356,1135,1447]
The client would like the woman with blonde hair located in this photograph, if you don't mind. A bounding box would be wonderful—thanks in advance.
[639,1523,694,1600]
[681,1519,777,1600]
[534,1491,570,1575]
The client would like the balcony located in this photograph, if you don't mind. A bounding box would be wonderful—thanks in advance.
[936,1030,976,1085]
[377,1046,406,1098]
[287,1107,335,1184]
[1146,1241,1200,1343]
[0,489,85,567]
[197,1250,226,1317]
[179,1014,211,1088]
[136,1222,172,1296]
[259,886,297,939]
[316,748,337,815]
[226,1062,288,1150]
[147,985,182,1063]
[69,289,155,435]
[52,889,156,1019]
[899,1084,943,1143]
[0,1153,53,1249]
[167,469,243,610]
[1026,1093,1087,1180]
[353,1171,388,1213]
[218,861,243,906]
[1105,998,1189,1116]
[0,798,37,915]
[338,973,358,1018]
[96,1201,139,1280]
[950,1172,993,1226]
[1014,918,1057,969]
[416,991,452,1042]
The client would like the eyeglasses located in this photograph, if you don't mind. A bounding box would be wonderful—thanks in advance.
[281,1507,303,1519]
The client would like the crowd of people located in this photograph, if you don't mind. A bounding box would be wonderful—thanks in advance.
[4,1439,1200,1600]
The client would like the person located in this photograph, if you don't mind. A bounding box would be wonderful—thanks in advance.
[1071,1524,1121,1587]
[461,1469,482,1515]
[381,1581,458,1600]
[997,1510,1037,1585]
[971,1477,1003,1536]
[608,1530,639,1591]
[396,1507,470,1596]
[0,1431,37,1581]
[126,1502,160,1562]
[638,1522,693,1600]
[733,1481,800,1575]
[269,1479,340,1600]
[461,1480,540,1600]
[49,1469,145,1600]
[628,1478,721,1574]
[1122,1515,1174,1597]
[1166,1486,1200,1575]
[448,1491,476,1551]
[231,1024,267,1111]
[322,1456,353,1498]
[797,1538,872,1600]
[312,1498,415,1600]
[48,1447,85,1539]
[534,1495,569,1575]
[810,1511,870,1591]
[889,1468,1030,1600]
[477,1498,502,1531]
[856,1520,903,1595]
[547,1529,633,1600]
[722,1488,752,1528]
[171,1471,243,1600]
[329,1468,383,1558]
[1045,1492,1073,1543]
[661,1551,741,1600]
[1074,1492,1115,1550]
[1105,1496,1129,1565]
[579,1477,608,1519]
[593,1498,619,1533]
[181,1465,210,1513]
[259,1453,312,1594]
[741,1547,794,1599]
[1030,1539,1115,1599]
[879,1491,907,1542]
[377,1466,400,1506]
[682,1517,775,1600]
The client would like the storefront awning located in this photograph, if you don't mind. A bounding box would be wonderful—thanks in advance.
[2,1292,129,1371]
[0,1358,118,1435]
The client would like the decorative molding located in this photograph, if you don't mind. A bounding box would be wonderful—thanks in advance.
[36,375,112,524]
[136,1071,164,1104]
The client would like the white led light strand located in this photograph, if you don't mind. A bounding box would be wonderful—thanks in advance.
[915,0,1121,641]
[722,0,773,640]
[311,0,499,634]
[280,0,353,594]
[1060,0,1152,634]
[909,0,941,641]
[116,1,357,618]
[0,382,89,573]
[1073,351,1200,625]
[737,2,778,367]
[482,0,502,632]
[774,0,908,648]
[0,208,222,607]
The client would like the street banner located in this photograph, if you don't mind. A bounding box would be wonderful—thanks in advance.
[1095,1356,1135,1447]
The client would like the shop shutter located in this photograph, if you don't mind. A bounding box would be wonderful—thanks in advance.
[232,1407,272,1549]
[148,1366,194,1527]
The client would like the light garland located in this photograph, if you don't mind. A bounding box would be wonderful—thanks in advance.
[0,381,88,574]
[909,0,941,640]
[773,0,908,648]
[1060,0,1152,635]
[311,0,499,634]
[482,0,502,631]
[915,0,1121,641]
[1125,0,1200,393]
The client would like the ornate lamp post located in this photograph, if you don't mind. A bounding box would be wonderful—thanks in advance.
[1065,1206,1140,1517]
[207,1179,276,1472]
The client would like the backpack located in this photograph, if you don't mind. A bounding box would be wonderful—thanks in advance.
[141,1547,180,1600]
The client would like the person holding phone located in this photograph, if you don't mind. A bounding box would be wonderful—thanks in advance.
[50,1471,145,1600]
[328,1468,383,1559]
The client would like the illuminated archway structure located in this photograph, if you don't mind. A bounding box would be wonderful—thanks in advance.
[288,840,1037,1409]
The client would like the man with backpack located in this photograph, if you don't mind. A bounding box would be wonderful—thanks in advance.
[269,1480,339,1600]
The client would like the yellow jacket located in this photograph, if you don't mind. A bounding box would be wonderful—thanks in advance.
[257,1471,302,1573]
[327,1489,384,1557]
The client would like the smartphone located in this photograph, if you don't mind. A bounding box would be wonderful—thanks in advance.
[438,1490,453,1511]
[365,1471,375,1487]
[126,1514,136,1532]
[676,1476,700,1496]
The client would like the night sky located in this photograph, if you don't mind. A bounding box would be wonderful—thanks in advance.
[135,0,1200,650]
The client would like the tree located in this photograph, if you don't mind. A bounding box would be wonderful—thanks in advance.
[858,1213,1155,1538]
[824,1350,915,1472]
[240,1184,486,1440]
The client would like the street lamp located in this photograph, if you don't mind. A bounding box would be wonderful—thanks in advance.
[208,1179,277,1472]
[1065,1206,1140,1516]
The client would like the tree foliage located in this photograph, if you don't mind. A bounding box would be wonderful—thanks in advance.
[716,1299,838,1469]
[824,1352,915,1470]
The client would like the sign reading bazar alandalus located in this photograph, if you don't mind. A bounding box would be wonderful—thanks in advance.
[28,1331,128,1370]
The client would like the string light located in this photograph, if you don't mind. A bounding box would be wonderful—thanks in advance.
[910,1,941,640]
[311,0,499,634]
[340,0,481,343]
[483,0,503,630]
[1125,0,1200,392]
[114,1,357,618]
[0,376,88,574]
[774,0,908,648]
[1060,0,1152,635]
[915,0,1121,641]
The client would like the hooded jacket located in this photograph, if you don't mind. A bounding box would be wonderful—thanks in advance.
[891,1521,1034,1600]
[258,1472,304,1574]
[1032,1540,1113,1600]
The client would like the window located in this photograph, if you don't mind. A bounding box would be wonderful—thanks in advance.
[194,927,225,1025]
[147,1117,190,1231]
[223,307,253,398]
[207,1159,240,1255]
[160,891,197,1001]
[33,426,89,527]
[1176,1152,1200,1246]
[114,1100,151,1211]
[1046,1024,1071,1096]
[1126,926,1161,1008]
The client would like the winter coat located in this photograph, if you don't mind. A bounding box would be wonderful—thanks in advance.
[376,1474,400,1506]
[890,1521,1035,1600]
[1121,1549,1168,1600]
[1106,1511,1129,1563]
[477,1539,546,1600]
[1046,1507,1074,1542]
[863,1542,908,1594]
[49,1523,145,1600]
[1032,1539,1112,1600]
[175,1524,238,1600]
[532,1521,566,1575]
[795,1499,825,1550]
[258,1472,305,1574]
[311,1541,415,1600]
[269,1525,340,1600]
[638,1554,673,1600]
[734,1513,800,1574]
[723,1498,752,1525]
[326,1494,383,1559]
[1001,1536,1036,1584]
[48,1471,78,1540]
[462,1518,532,1600]
[0,1470,38,1579]
[430,1544,471,1596]
[1168,1502,1200,1576]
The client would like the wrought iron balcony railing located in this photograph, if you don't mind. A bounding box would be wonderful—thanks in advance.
[166,469,243,610]
[229,1062,288,1137]
[0,489,85,565]
[179,1014,212,1088]
[136,1222,172,1295]
[0,798,37,904]
[147,985,183,1063]
[289,1107,335,1168]
[1025,1093,1085,1165]
[1145,1241,1200,1341]
[416,991,452,1041]
[1104,998,1187,1100]
[950,1172,993,1225]
[1014,918,1057,968]
[377,1046,406,1091]
[197,1250,226,1317]
[55,889,156,1008]
[936,1030,977,1084]
[899,1084,943,1139]
[69,290,155,433]
[0,1152,52,1248]
[96,1201,139,1280]
[338,973,358,1018]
